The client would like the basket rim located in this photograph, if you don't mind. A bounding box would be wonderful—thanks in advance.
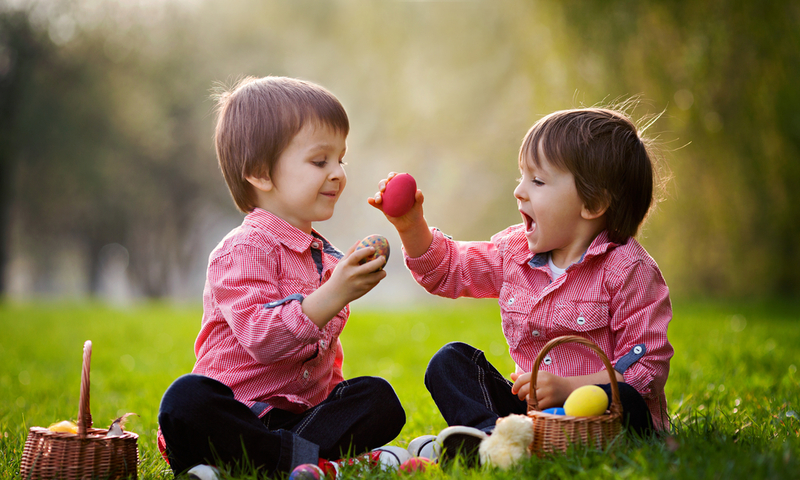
[28,425,140,440]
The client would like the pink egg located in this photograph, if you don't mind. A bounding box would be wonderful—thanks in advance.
[382,173,417,217]
[356,234,390,266]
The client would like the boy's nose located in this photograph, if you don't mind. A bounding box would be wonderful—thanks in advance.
[329,163,345,180]
[513,183,525,200]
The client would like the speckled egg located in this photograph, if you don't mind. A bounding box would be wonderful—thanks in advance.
[288,464,323,480]
[356,234,390,266]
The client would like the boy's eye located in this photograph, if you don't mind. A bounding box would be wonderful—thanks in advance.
[312,159,327,167]
[533,178,545,186]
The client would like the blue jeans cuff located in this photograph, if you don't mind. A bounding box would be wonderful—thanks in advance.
[279,430,320,471]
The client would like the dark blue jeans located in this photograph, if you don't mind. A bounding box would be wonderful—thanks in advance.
[158,374,405,476]
[425,342,653,435]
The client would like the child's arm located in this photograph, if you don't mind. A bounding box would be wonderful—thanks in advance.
[368,172,431,258]
[510,370,624,410]
[205,242,385,366]
[370,172,506,299]
[301,245,387,328]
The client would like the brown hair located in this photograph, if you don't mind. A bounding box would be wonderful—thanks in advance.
[214,76,349,212]
[519,106,663,243]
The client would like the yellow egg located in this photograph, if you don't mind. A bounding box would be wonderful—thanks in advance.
[563,385,609,417]
[48,420,78,434]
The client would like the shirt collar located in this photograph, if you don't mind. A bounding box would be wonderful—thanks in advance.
[523,230,620,269]
[244,208,332,254]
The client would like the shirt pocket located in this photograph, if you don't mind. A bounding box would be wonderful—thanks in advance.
[499,285,534,349]
[550,301,609,336]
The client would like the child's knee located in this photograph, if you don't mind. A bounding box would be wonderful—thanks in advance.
[372,377,404,410]
[425,342,477,382]
[159,374,227,420]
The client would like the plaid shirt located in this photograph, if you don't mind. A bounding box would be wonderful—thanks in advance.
[405,225,673,429]
[193,208,348,415]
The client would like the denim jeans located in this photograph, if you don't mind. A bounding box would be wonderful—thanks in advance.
[425,342,654,435]
[158,374,405,475]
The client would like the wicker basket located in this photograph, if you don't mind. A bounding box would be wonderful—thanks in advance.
[20,340,139,480]
[526,335,623,455]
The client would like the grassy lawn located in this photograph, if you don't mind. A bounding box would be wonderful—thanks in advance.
[2,298,799,478]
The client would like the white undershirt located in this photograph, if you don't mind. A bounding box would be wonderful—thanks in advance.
[548,254,568,279]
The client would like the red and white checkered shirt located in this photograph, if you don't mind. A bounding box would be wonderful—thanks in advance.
[405,226,673,429]
[193,208,348,415]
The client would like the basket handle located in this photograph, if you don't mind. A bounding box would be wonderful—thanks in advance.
[526,335,622,417]
[77,340,93,438]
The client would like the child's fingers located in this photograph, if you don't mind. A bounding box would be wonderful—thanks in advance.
[515,383,530,401]
[349,245,375,264]
[360,255,387,273]
[510,371,530,394]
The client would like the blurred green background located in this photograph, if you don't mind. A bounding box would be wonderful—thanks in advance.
[1,0,799,305]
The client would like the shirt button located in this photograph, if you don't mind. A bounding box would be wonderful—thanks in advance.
[508,297,515,306]
[576,315,586,325]
[543,355,552,365]
[634,345,643,355]
[532,329,541,337]
[312,242,321,249]
[303,370,310,379]
[320,340,327,349]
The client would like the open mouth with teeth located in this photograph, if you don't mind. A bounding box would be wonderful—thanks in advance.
[521,211,536,234]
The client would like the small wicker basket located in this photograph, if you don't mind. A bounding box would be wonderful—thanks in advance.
[526,335,623,455]
[19,340,139,480]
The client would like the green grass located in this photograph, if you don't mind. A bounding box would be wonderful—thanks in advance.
[2,298,799,479]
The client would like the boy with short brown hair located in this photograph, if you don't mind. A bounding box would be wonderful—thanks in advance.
[159,76,405,477]
[373,105,672,464]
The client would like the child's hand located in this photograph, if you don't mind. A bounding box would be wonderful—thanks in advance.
[511,371,573,410]
[368,172,425,231]
[301,242,387,328]
[368,172,433,258]
[329,242,388,301]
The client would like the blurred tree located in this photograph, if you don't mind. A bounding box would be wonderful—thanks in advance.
[2,0,799,301]
[0,11,49,296]
[2,2,222,298]
[557,0,800,298]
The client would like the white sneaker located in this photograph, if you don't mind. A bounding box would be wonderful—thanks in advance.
[186,464,220,480]
[435,426,488,468]
[407,434,439,460]
[371,445,412,470]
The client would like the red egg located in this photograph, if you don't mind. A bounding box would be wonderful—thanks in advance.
[399,457,433,474]
[382,173,417,217]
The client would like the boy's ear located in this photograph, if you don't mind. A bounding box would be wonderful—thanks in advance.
[581,192,610,220]
[245,175,273,192]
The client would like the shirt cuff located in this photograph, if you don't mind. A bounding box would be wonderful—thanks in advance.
[404,227,449,266]
[264,295,324,343]
[614,343,646,374]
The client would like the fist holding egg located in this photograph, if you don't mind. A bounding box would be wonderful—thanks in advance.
[372,172,418,218]
[355,234,390,269]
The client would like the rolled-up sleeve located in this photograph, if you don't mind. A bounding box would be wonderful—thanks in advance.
[405,228,505,299]
[608,259,673,400]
